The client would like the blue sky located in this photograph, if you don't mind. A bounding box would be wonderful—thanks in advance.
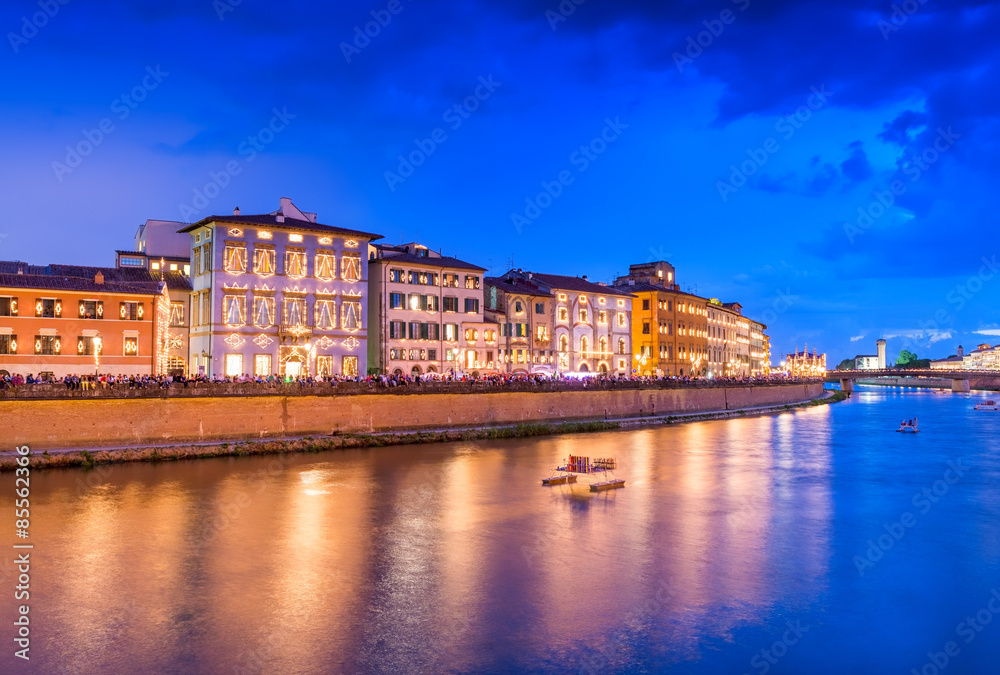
[1,0,998,364]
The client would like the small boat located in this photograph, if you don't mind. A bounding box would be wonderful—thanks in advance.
[542,473,578,486]
[896,417,920,433]
[590,478,626,491]
[974,400,999,411]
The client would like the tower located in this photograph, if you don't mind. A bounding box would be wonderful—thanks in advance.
[877,339,886,369]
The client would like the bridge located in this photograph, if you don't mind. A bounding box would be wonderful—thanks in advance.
[831,369,1000,393]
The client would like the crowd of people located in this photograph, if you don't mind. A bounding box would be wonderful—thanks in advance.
[0,370,819,393]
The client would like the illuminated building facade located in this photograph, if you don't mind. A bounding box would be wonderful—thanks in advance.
[783,345,827,376]
[749,319,768,375]
[853,339,886,370]
[0,261,167,378]
[483,274,554,374]
[497,269,634,375]
[930,345,964,370]
[181,198,382,378]
[614,261,708,377]
[963,343,1000,370]
[705,300,751,377]
[367,242,496,376]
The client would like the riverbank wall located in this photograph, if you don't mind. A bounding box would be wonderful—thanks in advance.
[2,383,823,451]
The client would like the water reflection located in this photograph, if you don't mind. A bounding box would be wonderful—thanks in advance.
[10,391,1000,673]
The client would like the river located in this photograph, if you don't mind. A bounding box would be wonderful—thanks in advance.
[2,385,999,674]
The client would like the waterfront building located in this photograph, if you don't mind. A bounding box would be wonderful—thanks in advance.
[963,343,1000,370]
[116,246,192,376]
[483,274,554,375]
[854,339,886,370]
[367,242,496,377]
[783,344,826,376]
[613,261,707,377]
[706,300,751,377]
[0,261,168,378]
[499,269,634,375]
[930,345,965,371]
[180,198,382,378]
[749,319,768,375]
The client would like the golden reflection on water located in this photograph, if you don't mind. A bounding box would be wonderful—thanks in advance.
[9,409,834,673]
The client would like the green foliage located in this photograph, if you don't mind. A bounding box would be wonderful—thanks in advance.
[896,349,918,366]
[836,358,855,370]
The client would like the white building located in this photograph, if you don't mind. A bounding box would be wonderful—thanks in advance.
[854,339,886,370]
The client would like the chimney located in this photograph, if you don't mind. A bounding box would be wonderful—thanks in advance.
[94,271,104,284]
[233,207,241,215]
[582,275,588,281]
[276,214,285,223]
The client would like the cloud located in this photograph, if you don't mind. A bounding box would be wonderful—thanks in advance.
[882,329,954,345]
[850,334,865,342]
[974,328,1000,336]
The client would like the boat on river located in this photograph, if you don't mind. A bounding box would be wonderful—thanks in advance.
[896,417,919,433]
[974,400,999,411]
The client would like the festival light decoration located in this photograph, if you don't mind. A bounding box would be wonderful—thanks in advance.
[253,333,274,348]
[257,230,273,240]
[224,333,246,348]
[318,236,333,246]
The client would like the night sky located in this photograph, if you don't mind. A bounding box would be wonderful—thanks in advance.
[2,0,997,364]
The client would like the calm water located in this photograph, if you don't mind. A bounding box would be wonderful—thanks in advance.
[3,386,1000,674]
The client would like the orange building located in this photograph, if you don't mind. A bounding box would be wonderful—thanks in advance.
[614,261,709,376]
[0,262,169,379]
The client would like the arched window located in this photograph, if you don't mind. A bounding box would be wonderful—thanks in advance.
[618,338,625,355]
[559,335,568,352]
[581,337,589,355]
[599,337,607,354]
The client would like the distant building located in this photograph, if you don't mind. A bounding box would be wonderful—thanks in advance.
[749,319,768,376]
[930,345,964,371]
[367,242,495,377]
[0,261,168,378]
[854,339,886,370]
[963,343,1000,371]
[179,198,382,378]
[784,344,826,376]
[483,274,554,375]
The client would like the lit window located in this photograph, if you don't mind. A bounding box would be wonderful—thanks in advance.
[255,354,272,376]
[253,296,275,327]
[124,337,139,356]
[341,253,362,282]
[314,300,336,329]
[151,262,160,271]
[284,250,307,278]
[224,295,247,326]
[169,264,178,271]
[289,233,303,243]
[253,247,276,276]
[224,244,248,274]
[341,301,362,331]
[225,354,244,377]
[283,298,306,326]
[315,252,336,281]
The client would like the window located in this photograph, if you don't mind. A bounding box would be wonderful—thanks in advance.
[598,310,606,324]
[316,355,332,376]
[78,300,102,320]
[558,308,568,321]
[618,338,626,355]
[123,337,139,356]
[443,273,459,288]
[341,253,362,282]
[667,321,673,336]
[389,321,406,339]
[253,247,276,276]
[284,250,307,278]
[283,298,306,326]
[535,302,544,314]
[34,335,60,355]
[77,336,97,356]
[169,303,184,327]
[342,356,359,377]
[464,298,480,313]
[425,295,439,312]
[225,354,244,377]
[255,354,272,376]
[536,326,548,341]
[341,301,362,331]
[0,334,16,354]
[599,337,607,354]
[120,256,144,267]
[224,243,247,273]
[36,298,61,318]
[617,313,626,328]
[0,297,16,317]
[619,359,626,370]
[120,302,143,321]
[224,295,247,326]
[485,329,496,342]
[201,292,210,325]
[443,296,458,313]
[315,252,336,281]
[642,322,650,335]
[579,309,588,323]
[558,293,567,301]
[253,296,275,327]
[389,269,404,283]
[559,335,568,352]
[389,293,405,309]
[193,247,201,275]
[428,349,437,360]
[464,275,480,290]
[314,300,336,329]
[515,301,523,313]
[642,299,650,310]
[444,324,459,341]
[581,337,589,354]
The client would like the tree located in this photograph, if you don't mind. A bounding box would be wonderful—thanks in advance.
[836,358,855,370]
[895,349,918,366]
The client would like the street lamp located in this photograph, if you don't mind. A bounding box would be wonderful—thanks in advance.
[93,335,102,375]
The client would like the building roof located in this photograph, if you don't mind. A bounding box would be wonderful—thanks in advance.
[117,250,190,262]
[931,355,964,363]
[178,214,383,241]
[372,252,486,272]
[0,273,162,295]
[484,276,553,297]
[517,271,635,297]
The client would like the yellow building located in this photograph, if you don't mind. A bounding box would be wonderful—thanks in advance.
[614,261,709,377]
